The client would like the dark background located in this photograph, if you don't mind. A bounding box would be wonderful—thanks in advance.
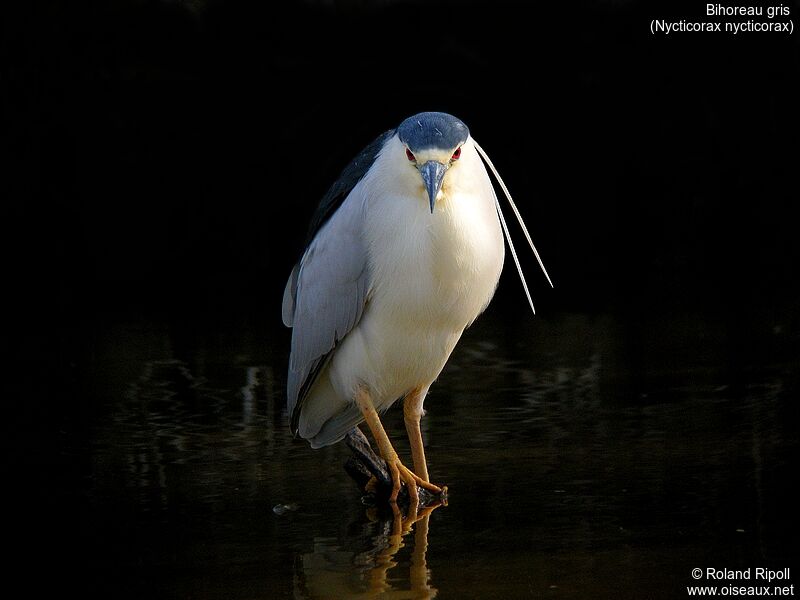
[3,0,799,595]
[6,0,799,321]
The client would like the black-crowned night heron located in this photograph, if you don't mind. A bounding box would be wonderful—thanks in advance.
[283,112,550,503]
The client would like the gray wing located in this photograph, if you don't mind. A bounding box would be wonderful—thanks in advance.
[282,130,393,434]
[283,188,370,434]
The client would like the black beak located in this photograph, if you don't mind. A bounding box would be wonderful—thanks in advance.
[419,161,448,213]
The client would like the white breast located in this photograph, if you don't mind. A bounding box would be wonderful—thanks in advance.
[327,137,505,407]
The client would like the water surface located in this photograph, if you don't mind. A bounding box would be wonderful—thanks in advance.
[55,309,798,599]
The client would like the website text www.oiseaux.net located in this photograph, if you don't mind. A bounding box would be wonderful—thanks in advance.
[688,568,793,596]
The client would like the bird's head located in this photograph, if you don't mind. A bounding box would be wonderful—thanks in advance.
[397,112,470,212]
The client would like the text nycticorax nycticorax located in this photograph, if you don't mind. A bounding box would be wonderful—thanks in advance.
[282,112,551,503]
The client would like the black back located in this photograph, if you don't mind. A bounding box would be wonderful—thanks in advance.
[303,129,395,247]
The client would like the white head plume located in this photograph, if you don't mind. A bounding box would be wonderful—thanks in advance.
[472,138,553,315]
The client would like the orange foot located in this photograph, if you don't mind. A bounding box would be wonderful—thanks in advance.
[384,456,447,505]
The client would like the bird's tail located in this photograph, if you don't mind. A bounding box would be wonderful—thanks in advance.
[298,371,365,449]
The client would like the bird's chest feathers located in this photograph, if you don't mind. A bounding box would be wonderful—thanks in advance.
[366,191,502,327]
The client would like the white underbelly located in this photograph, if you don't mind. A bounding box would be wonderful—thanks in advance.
[327,186,504,407]
[327,301,463,408]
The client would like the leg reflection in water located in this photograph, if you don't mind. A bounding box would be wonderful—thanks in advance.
[365,501,442,598]
[295,428,445,599]
[295,501,444,600]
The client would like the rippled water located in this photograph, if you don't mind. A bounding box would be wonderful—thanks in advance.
[53,309,798,599]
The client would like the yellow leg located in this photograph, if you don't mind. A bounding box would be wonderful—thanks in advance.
[404,386,431,482]
[355,387,442,503]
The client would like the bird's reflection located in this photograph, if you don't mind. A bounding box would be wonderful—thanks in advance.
[295,501,443,599]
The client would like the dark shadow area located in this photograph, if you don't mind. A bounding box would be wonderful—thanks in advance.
[3,0,799,598]
[5,0,799,320]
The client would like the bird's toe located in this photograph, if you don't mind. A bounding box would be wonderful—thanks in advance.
[386,459,447,506]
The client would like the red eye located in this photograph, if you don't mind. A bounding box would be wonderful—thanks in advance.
[406,148,416,162]
[451,147,461,161]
